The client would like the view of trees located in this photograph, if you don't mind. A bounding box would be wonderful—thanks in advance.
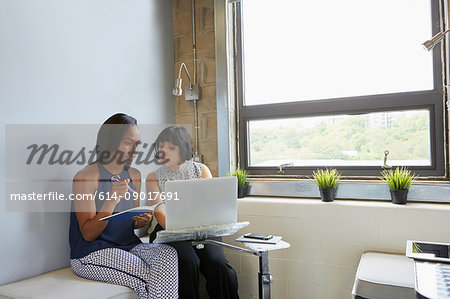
[249,112,430,166]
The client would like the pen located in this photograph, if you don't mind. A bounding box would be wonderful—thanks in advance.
[110,175,137,194]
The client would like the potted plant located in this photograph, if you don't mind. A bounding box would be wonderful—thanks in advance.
[312,168,341,202]
[230,169,248,198]
[381,167,417,204]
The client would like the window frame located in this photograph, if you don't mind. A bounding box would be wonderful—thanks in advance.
[231,0,447,179]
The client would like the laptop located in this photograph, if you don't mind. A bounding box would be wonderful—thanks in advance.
[164,176,238,230]
[406,240,450,298]
[406,240,450,263]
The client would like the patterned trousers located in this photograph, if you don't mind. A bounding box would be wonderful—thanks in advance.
[70,243,178,299]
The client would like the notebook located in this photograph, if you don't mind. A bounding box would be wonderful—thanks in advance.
[99,202,164,221]
[164,176,238,230]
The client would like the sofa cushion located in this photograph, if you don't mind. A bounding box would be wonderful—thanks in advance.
[0,267,137,299]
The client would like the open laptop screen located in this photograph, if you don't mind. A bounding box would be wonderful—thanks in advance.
[164,177,238,230]
[406,240,450,263]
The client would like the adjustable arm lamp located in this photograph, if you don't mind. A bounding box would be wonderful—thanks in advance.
[422,28,450,51]
[172,63,200,101]
[172,62,202,163]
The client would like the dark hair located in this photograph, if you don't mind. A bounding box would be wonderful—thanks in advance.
[154,126,192,164]
[95,113,137,164]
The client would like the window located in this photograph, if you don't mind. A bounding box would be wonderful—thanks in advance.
[248,110,431,168]
[230,0,446,177]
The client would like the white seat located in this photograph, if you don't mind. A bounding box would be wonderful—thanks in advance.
[0,267,137,299]
[352,252,415,299]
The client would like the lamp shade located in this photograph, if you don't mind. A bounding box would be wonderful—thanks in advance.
[172,78,183,96]
[422,29,450,51]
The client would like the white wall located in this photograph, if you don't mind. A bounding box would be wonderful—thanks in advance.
[0,0,174,285]
[225,198,450,299]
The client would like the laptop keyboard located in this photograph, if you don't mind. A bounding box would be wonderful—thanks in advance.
[435,263,450,297]
[415,261,450,298]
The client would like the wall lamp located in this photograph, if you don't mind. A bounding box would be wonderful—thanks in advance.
[422,28,450,51]
[172,61,202,163]
[172,62,200,101]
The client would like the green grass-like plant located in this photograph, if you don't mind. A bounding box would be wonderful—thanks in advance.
[229,169,248,187]
[381,167,417,190]
[312,168,341,189]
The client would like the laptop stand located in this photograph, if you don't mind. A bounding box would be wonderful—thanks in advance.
[192,238,290,299]
[152,221,250,243]
[153,221,290,299]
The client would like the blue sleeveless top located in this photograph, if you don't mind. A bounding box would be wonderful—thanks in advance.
[69,162,141,259]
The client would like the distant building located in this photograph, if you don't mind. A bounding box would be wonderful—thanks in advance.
[366,113,398,128]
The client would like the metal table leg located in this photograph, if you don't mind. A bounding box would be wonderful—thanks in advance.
[192,239,272,299]
[259,250,272,299]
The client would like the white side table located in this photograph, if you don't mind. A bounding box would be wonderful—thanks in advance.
[192,238,290,299]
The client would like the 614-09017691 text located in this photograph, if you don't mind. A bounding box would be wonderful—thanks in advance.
[97,191,179,201]
[9,191,179,201]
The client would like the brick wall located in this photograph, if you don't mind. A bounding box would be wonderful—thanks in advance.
[173,0,218,176]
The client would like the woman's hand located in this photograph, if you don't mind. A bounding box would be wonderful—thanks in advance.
[110,179,130,204]
[132,212,153,229]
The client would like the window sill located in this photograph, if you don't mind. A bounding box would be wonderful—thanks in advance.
[239,196,450,211]
[246,180,450,203]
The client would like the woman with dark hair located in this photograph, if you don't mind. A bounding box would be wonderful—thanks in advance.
[146,125,239,299]
[69,113,178,299]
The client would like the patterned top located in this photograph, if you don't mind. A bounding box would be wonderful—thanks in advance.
[154,159,202,192]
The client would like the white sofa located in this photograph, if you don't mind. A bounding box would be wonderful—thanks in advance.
[0,235,140,299]
[0,235,208,299]
[0,267,137,299]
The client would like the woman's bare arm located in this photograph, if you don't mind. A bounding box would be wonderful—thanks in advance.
[73,166,128,242]
[130,168,142,208]
[130,168,153,229]
[146,172,166,229]
[201,164,213,178]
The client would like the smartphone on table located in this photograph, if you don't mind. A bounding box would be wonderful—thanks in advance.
[244,233,273,240]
